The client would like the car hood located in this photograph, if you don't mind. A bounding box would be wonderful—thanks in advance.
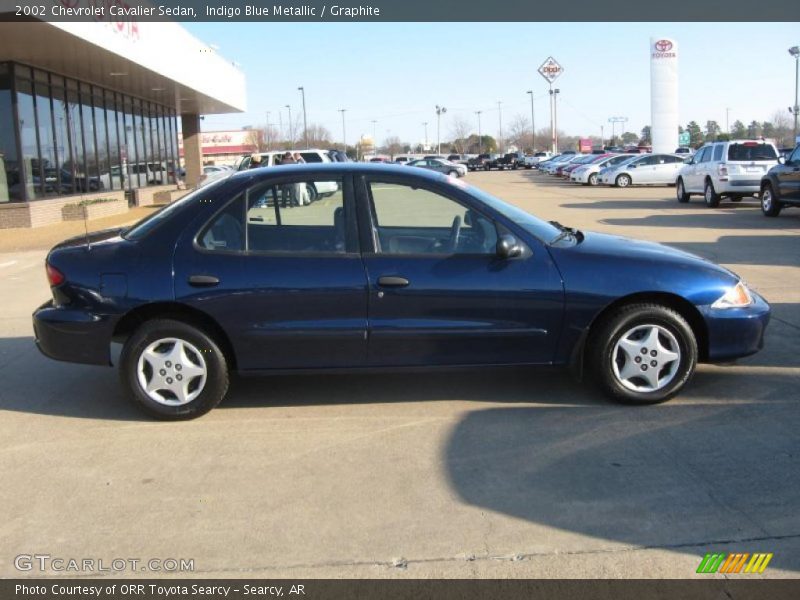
[552,231,737,280]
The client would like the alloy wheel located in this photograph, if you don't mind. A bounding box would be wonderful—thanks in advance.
[611,324,681,393]
[136,338,208,406]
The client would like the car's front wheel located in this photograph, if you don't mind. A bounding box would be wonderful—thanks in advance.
[615,174,632,188]
[588,173,598,186]
[588,304,697,405]
[120,319,229,420]
[676,178,690,203]
[760,183,782,217]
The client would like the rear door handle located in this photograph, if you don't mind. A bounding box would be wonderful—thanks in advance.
[188,275,220,287]
[377,276,410,288]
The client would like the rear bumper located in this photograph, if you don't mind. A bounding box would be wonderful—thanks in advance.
[700,291,771,362]
[716,176,762,194]
[33,300,113,366]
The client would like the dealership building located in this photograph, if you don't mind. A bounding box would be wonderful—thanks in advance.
[0,14,245,228]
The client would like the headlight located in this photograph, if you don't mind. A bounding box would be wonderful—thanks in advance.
[711,281,753,309]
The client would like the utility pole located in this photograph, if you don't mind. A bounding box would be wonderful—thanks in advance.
[285,104,293,150]
[497,101,503,153]
[526,91,536,151]
[475,111,482,154]
[548,85,555,153]
[600,125,604,148]
[435,105,447,155]
[297,86,308,149]
[339,109,347,154]
[790,46,799,144]
[726,107,731,134]
[422,122,428,150]
[371,120,377,156]
[265,111,271,151]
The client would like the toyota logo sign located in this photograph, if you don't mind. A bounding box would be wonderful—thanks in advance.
[652,39,676,59]
[654,40,673,52]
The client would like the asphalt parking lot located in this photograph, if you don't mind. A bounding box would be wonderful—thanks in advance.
[1,170,798,579]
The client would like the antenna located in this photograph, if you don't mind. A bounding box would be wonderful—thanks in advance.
[83,202,91,250]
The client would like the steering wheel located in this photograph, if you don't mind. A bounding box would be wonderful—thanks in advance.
[447,215,462,253]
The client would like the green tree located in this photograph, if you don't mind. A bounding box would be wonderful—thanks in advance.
[762,121,775,139]
[747,121,762,138]
[620,132,638,144]
[640,126,652,144]
[731,120,746,139]
[686,121,704,147]
[704,120,721,141]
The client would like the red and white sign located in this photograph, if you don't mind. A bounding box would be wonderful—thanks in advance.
[177,130,258,157]
[538,56,564,84]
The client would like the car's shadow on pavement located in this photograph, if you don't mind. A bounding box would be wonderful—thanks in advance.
[601,212,800,230]
[442,396,800,573]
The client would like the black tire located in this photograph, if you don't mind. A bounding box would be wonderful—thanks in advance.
[448,170,458,178]
[615,173,632,188]
[305,183,319,202]
[484,164,491,171]
[588,173,598,186]
[704,179,721,208]
[587,304,698,405]
[120,319,229,420]
[760,183,782,217]
[676,178,690,203]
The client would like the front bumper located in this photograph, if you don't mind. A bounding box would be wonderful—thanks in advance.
[701,291,771,362]
[33,300,113,366]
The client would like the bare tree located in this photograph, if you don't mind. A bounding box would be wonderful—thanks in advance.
[507,114,532,151]
[448,117,473,154]
[382,136,404,158]
[244,127,267,152]
[769,109,793,147]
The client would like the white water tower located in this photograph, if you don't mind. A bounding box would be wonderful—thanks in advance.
[650,37,679,153]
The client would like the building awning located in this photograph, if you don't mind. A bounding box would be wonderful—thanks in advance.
[0,20,246,115]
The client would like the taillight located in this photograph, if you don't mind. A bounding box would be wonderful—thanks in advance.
[46,263,65,287]
[718,163,728,179]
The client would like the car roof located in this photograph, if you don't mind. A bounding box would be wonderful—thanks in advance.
[228,161,452,183]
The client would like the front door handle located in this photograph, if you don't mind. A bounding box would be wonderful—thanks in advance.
[377,276,410,288]
[188,275,220,287]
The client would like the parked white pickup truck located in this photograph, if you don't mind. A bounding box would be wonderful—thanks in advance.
[524,151,555,169]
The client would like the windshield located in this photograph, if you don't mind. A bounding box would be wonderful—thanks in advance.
[123,179,229,241]
[727,143,778,161]
[461,184,561,242]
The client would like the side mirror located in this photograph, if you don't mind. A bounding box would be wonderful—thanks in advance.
[778,156,786,165]
[496,234,522,259]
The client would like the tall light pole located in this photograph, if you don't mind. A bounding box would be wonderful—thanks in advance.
[371,120,377,156]
[475,111,482,154]
[790,46,799,144]
[548,86,556,153]
[497,101,503,153]
[526,91,536,151]
[551,90,560,152]
[435,105,447,155]
[726,107,731,134]
[265,111,271,151]
[422,122,428,150]
[285,104,293,149]
[338,109,347,154]
[297,86,308,149]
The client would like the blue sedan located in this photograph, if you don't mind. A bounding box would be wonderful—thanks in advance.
[33,164,770,419]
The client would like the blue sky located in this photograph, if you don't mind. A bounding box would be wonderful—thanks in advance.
[184,22,799,145]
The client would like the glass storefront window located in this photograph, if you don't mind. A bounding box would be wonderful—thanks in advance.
[0,63,178,202]
[0,63,20,202]
[16,75,40,199]
[33,73,58,197]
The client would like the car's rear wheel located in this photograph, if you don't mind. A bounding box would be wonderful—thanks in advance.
[760,183,782,217]
[588,173,598,186]
[704,179,721,207]
[676,178,690,203]
[448,170,458,178]
[305,183,318,202]
[615,174,631,188]
[588,304,697,405]
[120,319,229,420]
[484,164,490,171]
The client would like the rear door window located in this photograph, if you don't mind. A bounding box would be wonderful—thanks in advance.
[727,143,778,161]
[300,152,323,163]
[712,145,724,161]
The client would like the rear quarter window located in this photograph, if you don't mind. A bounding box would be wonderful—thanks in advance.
[727,144,777,161]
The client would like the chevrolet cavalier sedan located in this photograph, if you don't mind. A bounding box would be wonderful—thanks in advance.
[33,164,770,419]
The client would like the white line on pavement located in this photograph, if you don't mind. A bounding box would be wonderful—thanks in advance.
[0,261,18,268]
